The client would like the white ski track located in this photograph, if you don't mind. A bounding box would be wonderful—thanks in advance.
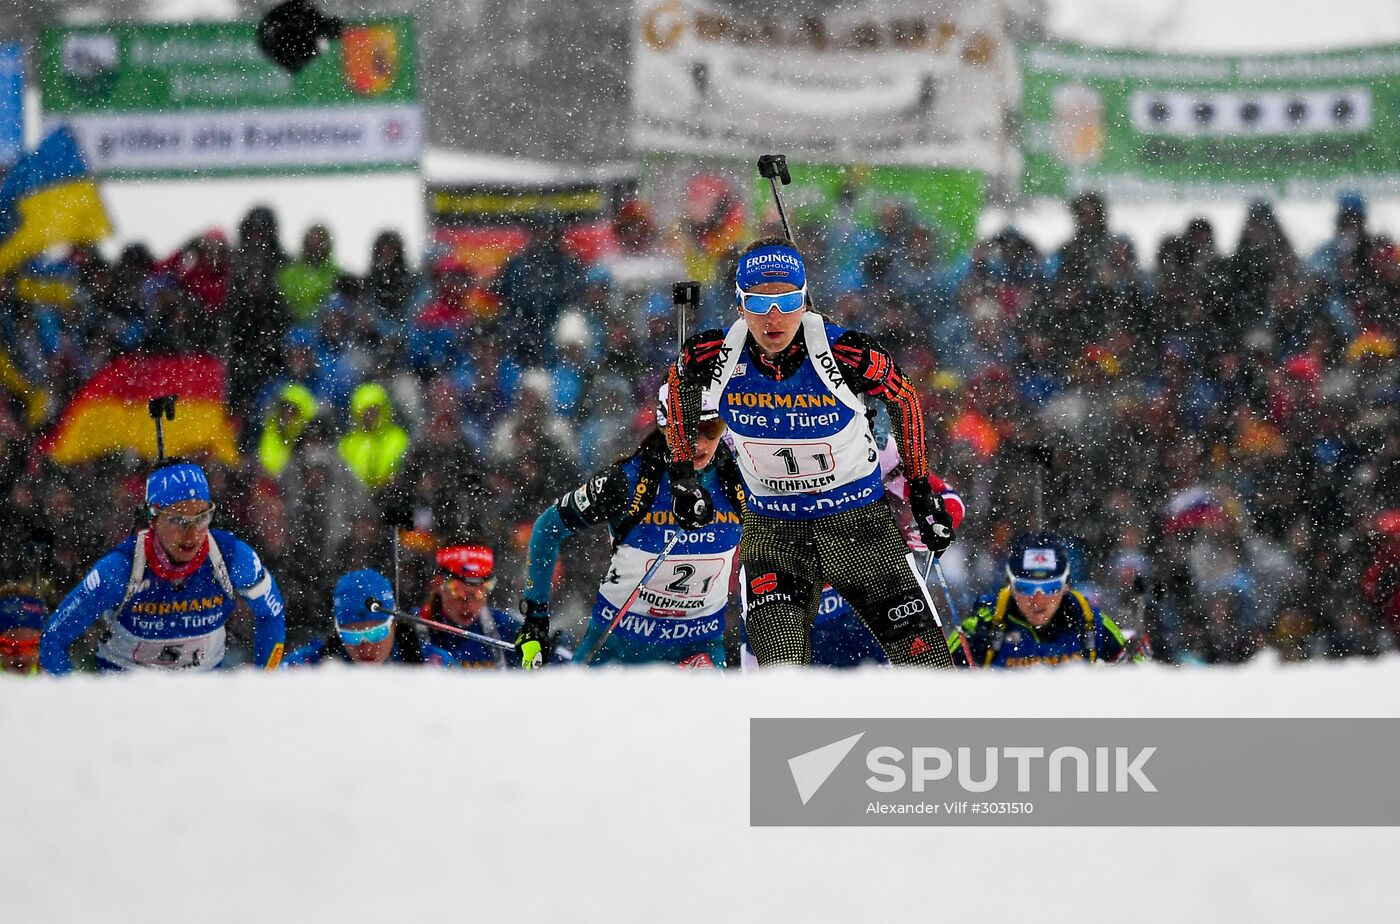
[2,653,1396,923]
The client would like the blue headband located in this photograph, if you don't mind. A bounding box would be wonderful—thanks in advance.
[735,244,806,292]
[145,463,211,509]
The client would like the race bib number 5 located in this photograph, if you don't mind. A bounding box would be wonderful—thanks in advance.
[132,639,209,669]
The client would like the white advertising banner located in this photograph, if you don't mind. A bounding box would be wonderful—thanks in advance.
[48,104,423,173]
[631,0,1010,168]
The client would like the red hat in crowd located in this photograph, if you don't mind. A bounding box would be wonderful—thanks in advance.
[1283,354,1322,388]
[1374,510,1400,538]
[437,544,494,586]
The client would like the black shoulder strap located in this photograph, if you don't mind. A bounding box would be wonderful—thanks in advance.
[325,633,350,663]
[1071,590,1097,663]
[612,438,666,547]
[714,444,747,514]
[986,587,1013,667]
[396,620,427,664]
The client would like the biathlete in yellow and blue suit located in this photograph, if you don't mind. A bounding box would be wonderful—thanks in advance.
[950,533,1139,669]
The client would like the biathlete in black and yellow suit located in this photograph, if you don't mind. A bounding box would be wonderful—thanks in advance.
[517,385,746,668]
[950,533,1139,669]
[663,237,957,668]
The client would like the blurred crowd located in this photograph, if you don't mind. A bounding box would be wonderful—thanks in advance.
[3,179,1400,665]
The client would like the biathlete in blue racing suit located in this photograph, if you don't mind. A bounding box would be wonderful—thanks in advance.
[42,461,286,673]
[282,569,427,667]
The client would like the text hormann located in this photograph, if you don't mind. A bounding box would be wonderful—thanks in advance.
[726,393,838,409]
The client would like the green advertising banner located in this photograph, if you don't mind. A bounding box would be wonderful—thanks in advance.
[1020,42,1400,199]
[754,165,984,257]
[40,18,421,177]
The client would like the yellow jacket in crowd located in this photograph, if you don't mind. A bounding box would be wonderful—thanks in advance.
[258,383,319,478]
[338,383,409,489]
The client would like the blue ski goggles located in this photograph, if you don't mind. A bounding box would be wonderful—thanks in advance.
[736,285,807,314]
[1009,575,1068,597]
[338,618,393,645]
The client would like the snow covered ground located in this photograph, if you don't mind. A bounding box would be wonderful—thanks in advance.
[3,656,1397,923]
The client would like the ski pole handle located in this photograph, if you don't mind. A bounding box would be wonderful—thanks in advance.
[673,281,699,354]
[757,153,790,184]
[757,153,793,243]
[147,395,177,462]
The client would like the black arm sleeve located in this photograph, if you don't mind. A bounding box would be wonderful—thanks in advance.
[714,444,748,515]
[555,463,633,531]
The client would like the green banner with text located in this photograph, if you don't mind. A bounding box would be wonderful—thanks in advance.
[1020,41,1400,200]
[40,18,421,177]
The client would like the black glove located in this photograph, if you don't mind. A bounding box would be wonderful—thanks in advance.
[515,602,550,670]
[669,462,714,529]
[908,479,955,556]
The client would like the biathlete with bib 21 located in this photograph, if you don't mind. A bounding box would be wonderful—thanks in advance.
[661,237,957,667]
[516,384,746,668]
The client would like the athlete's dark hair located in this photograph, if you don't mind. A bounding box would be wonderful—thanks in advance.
[612,427,667,468]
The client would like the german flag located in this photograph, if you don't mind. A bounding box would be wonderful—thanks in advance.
[39,354,239,465]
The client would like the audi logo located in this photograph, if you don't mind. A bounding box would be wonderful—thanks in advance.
[886,600,925,621]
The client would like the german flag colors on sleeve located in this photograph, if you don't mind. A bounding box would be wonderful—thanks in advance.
[39,354,239,466]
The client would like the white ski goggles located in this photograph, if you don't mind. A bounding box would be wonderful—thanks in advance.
[736,285,807,314]
[1007,573,1068,596]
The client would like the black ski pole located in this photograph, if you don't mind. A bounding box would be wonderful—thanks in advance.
[1132,574,1151,640]
[382,497,413,617]
[1029,442,1053,530]
[918,553,976,668]
[580,531,684,666]
[673,281,699,355]
[364,598,516,652]
[1129,574,1164,663]
[392,529,402,614]
[147,395,177,462]
[757,153,793,243]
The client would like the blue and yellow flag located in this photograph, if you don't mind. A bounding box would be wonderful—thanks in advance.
[0,126,111,275]
[16,257,77,306]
